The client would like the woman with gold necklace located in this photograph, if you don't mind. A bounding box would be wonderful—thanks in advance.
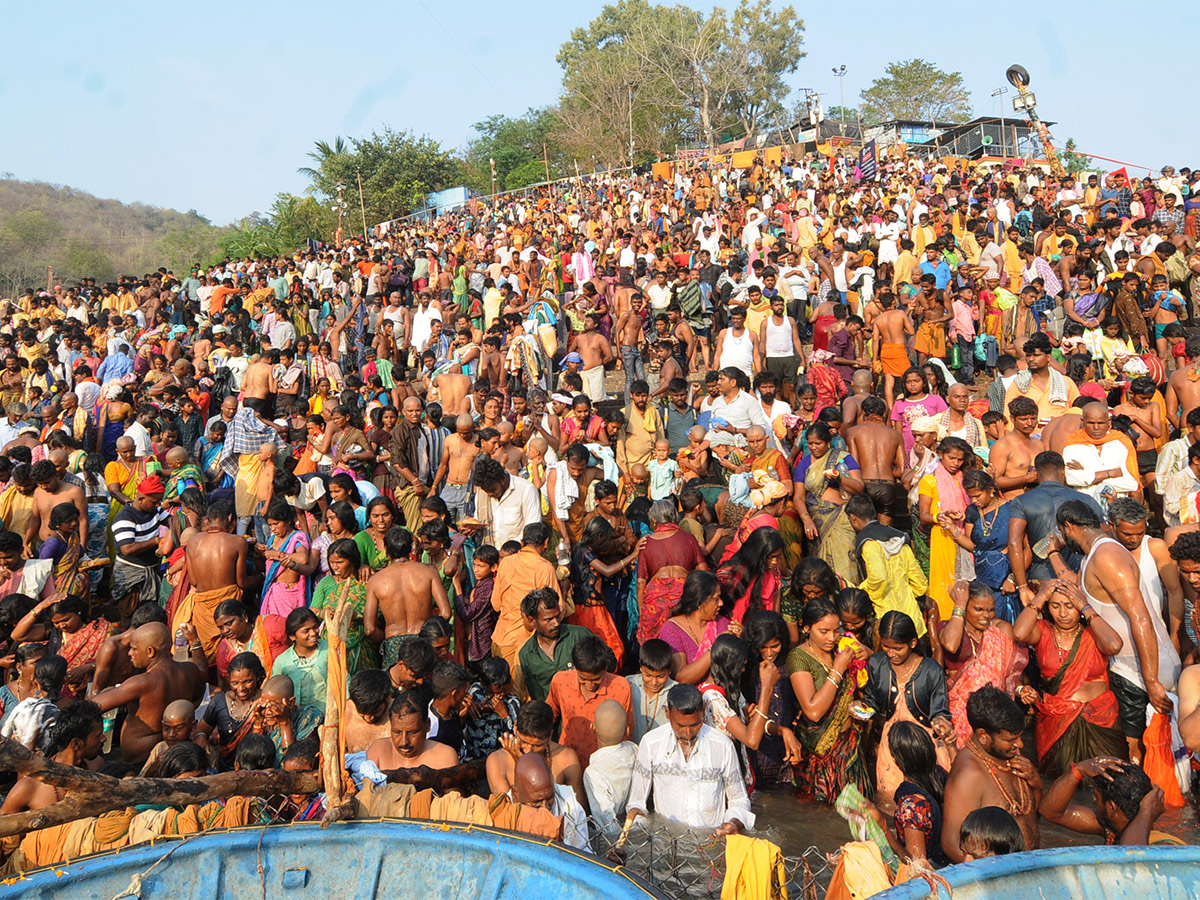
[787,596,872,804]
[1013,578,1125,777]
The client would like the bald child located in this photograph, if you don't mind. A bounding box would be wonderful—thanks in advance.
[140,699,205,776]
[583,699,639,840]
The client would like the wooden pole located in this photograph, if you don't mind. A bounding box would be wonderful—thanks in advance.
[0,737,318,839]
[321,597,354,811]
[356,169,369,240]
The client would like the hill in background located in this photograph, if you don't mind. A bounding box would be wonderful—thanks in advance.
[0,175,231,297]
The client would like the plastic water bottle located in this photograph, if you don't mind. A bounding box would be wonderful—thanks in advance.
[174,627,187,659]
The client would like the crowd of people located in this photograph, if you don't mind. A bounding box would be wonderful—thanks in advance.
[3,147,1200,877]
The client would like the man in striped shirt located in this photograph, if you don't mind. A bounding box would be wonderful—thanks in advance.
[111,475,169,620]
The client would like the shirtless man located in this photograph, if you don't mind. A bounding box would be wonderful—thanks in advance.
[840,370,875,429]
[178,499,247,662]
[1165,335,1200,431]
[28,459,87,547]
[650,341,685,404]
[429,372,471,419]
[871,293,915,403]
[94,622,206,763]
[433,414,480,521]
[91,602,167,696]
[988,396,1044,498]
[1059,500,1178,760]
[478,337,505,393]
[616,293,648,396]
[242,350,274,417]
[1039,398,1085,455]
[942,685,1042,862]
[366,689,460,771]
[495,422,526,474]
[0,701,103,814]
[845,395,907,528]
[575,313,615,404]
[486,699,586,806]
[364,526,451,669]
[343,668,393,754]
[1115,376,1164,496]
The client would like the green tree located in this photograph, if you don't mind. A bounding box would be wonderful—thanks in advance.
[859,59,973,124]
[464,109,563,193]
[1060,138,1093,176]
[63,240,114,283]
[297,129,462,229]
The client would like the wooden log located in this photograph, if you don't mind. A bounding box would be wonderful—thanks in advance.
[0,737,318,839]
[382,758,487,791]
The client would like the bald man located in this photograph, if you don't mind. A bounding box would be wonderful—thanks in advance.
[433,413,479,521]
[512,752,590,850]
[390,397,426,531]
[94,622,207,764]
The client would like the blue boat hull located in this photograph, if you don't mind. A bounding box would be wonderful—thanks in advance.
[0,820,666,899]
[873,845,1200,900]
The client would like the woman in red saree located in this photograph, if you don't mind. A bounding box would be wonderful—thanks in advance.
[636,500,709,645]
[50,596,112,698]
[1014,579,1126,776]
[213,600,287,686]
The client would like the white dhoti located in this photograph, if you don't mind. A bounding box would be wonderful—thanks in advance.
[582,365,606,402]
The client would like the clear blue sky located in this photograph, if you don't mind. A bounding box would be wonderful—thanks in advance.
[1,1,1190,225]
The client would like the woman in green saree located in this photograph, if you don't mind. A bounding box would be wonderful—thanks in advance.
[793,422,864,585]
[787,596,873,804]
[310,538,377,674]
[353,496,396,578]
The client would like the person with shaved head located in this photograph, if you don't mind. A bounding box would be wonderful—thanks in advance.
[511,750,590,850]
[1061,401,1141,507]
[93,621,206,764]
[432,412,479,522]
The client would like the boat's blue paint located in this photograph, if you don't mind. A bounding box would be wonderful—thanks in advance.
[873,844,1200,899]
[0,819,666,899]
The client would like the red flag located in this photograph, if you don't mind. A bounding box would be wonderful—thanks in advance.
[1110,166,1129,182]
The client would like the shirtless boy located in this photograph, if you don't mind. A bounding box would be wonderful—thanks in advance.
[178,499,248,661]
[575,313,615,403]
[845,396,907,528]
[343,669,393,754]
[988,396,1044,498]
[364,526,451,669]
[0,701,103,814]
[486,699,586,806]
[872,292,914,403]
[242,350,275,417]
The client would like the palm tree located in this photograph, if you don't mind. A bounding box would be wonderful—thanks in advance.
[297,137,350,194]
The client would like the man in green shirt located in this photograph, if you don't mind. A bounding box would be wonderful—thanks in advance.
[518,587,595,703]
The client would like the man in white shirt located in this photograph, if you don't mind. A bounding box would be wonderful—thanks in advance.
[410,294,442,356]
[472,457,542,549]
[626,684,752,835]
[124,406,156,457]
[709,367,771,436]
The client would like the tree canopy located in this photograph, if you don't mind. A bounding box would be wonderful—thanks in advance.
[859,59,973,124]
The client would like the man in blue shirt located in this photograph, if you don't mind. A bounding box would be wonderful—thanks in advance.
[918,245,952,290]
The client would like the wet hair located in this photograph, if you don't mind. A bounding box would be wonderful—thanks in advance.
[960,806,1025,856]
[33,654,68,701]
[1107,497,1148,527]
[639,638,674,672]
[845,492,877,521]
[666,682,703,716]
[672,569,720,617]
[389,689,429,722]
[965,685,1025,735]
[228,651,267,685]
[571,633,611,675]
[348,668,392,718]
[515,700,555,739]
[743,610,790,660]
[707,634,750,703]
[520,586,561,620]
[383,526,414,561]
[1097,761,1154,822]
[429,660,470,699]
[47,700,102,756]
[394,638,437,682]
[477,656,511,689]
[800,596,839,633]
[1007,396,1038,419]
[235,733,277,770]
[887,721,945,805]
[1055,499,1102,531]
[1169,530,1200,564]
[325,500,360,536]
[158,742,209,778]
[281,732,321,769]
[284,607,320,638]
[327,537,362,570]
[962,469,995,493]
